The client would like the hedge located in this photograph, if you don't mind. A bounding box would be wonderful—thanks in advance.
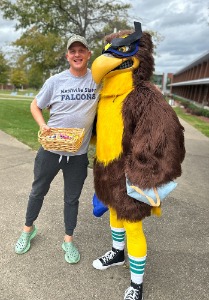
[170,95,209,118]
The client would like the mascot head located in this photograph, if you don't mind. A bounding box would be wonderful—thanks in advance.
[92,22,154,86]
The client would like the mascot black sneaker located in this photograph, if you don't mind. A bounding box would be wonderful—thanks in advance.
[124,281,143,300]
[92,247,125,270]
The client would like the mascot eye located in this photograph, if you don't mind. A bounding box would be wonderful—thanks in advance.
[118,46,130,52]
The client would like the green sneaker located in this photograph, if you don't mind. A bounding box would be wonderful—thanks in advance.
[15,225,37,254]
[62,241,80,264]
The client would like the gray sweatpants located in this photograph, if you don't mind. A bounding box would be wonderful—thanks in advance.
[25,147,88,235]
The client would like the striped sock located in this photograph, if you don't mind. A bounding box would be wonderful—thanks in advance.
[128,254,146,285]
[111,227,125,250]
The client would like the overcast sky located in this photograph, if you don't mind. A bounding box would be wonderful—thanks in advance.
[0,0,209,75]
[130,0,209,74]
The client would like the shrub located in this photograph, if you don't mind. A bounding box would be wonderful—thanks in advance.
[171,95,209,118]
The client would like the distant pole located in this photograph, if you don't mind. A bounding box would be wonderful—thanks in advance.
[163,73,167,94]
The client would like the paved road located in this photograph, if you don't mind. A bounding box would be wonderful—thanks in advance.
[0,119,208,300]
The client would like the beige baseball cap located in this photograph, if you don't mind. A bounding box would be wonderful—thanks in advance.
[67,35,89,50]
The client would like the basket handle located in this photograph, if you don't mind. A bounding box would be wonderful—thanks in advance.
[38,130,42,138]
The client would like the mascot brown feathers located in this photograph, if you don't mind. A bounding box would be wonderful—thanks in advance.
[91,22,185,300]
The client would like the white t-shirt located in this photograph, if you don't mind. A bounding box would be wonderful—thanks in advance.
[36,69,98,156]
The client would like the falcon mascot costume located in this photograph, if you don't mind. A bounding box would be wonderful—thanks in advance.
[91,22,185,300]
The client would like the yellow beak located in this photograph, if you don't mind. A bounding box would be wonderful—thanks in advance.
[91,54,139,84]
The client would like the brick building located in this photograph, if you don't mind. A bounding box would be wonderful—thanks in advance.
[169,51,209,107]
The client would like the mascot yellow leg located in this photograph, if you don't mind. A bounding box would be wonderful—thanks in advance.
[110,207,147,256]
[123,220,147,257]
[93,207,147,293]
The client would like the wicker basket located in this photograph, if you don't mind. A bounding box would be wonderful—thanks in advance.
[38,128,85,152]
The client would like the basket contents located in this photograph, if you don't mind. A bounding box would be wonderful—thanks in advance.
[48,133,78,140]
[38,128,85,152]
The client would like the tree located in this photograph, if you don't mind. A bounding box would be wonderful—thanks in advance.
[0,52,10,86]
[0,1,163,76]
[28,64,44,90]
[14,29,65,76]
[0,0,131,74]
[10,68,28,89]
[0,0,131,41]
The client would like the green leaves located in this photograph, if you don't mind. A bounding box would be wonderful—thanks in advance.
[0,52,10,85]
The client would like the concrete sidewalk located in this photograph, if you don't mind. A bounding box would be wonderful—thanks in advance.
[0,119,209,300]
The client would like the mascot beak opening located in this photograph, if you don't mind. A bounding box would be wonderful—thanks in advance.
[92,55,139,84]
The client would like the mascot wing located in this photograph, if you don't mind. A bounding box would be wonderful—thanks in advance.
[123,82,185,190]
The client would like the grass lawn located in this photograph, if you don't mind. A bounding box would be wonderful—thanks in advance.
[0,99,49,149]
[0,88,36,96]
[173,106,209,138]
[0,98,208,168]
[0,98,96,167]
